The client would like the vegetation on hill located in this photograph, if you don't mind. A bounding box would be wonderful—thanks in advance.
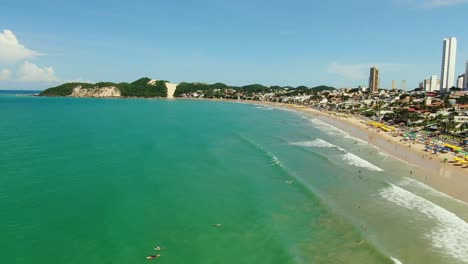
[40,77,168,97]
[39,82,94,96]
[40,77,336,99]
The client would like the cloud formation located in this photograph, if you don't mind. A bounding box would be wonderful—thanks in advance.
[424,0,468,7]
[0,30,40,63]
[18,61,59,82]
[0,69,12,80]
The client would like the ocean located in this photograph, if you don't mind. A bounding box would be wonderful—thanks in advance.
[1,91,468,264]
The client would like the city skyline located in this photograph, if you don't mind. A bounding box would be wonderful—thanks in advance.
[0,0,467,90]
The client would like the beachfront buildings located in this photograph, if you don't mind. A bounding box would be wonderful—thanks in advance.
[440,37,457,93]
[369,66,379,93]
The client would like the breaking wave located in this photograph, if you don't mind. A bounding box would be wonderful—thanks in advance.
[379,184,468,262]
[290,139,345,151]
[255,106,273,111]
[390,257,403,264]
[399,178,468,206]
[342,153,384,172]
[291,138,383,172]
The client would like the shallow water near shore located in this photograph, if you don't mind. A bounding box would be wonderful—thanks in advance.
[1,93,468,264]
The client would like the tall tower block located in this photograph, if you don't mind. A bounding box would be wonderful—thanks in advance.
[440,37,457,93]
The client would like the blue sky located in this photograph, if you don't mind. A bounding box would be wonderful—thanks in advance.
[0,0,467,90]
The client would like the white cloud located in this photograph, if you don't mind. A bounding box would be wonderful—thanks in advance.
[0,30,40,64]
[327,62,369,81]
[18,61,59,82]
[0,69,12,80]
[424,0,468,7]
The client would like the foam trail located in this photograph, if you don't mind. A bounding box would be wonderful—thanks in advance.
[342,153,384,172]
[255,106,273,111]
[309,118,349,136]
[290,139,345,151]
[291,139,384,172]
[270,156,280,166]
[390,257,403,264]
[380,184,468,262]
[399,178,468,206]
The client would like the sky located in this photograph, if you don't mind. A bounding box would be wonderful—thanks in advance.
[0,0,467,90]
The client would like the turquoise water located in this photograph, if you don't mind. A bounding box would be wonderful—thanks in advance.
[1,92,468,264]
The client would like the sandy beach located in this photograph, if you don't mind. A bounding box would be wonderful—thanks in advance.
[198,98,468,204]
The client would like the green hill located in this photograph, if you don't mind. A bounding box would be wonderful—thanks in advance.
[40,78,167,97]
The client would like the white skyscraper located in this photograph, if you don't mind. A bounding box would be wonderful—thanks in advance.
[430,75,439,91]
[440,37,457,93]
[457,75,465,89]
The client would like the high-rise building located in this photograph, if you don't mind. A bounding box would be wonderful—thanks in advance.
[465,61,468,89]
[392,80,396,91]
[369,66,379,93]
[430,75,439,91]
[422,75,440,92]
[440,37,457,93]
[457,74,465,89]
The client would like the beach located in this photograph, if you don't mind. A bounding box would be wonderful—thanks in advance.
[233,99,468,204]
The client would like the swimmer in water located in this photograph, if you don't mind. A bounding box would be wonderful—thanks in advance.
[146,254,161,260]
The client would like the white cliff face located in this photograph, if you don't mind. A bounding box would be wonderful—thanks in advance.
[71,86,121,97]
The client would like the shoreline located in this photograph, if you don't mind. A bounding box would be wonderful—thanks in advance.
[192,98,468,204]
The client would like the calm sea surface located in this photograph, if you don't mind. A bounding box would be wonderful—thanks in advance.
[1,91,468,264]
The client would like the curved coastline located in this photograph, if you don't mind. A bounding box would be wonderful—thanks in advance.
[182,98,468,204]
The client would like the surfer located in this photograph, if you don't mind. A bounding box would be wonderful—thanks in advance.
[146,254,160,260]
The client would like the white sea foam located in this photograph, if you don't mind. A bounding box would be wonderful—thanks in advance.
[380,184,468,262]
[255,106,273,111]
[291,139,383,171]
[290,139,345,151]
[270,156,280,166]
[390,257,403,264]
[342,153,384,172]
[399,178,468,206]
[309,119,349,136]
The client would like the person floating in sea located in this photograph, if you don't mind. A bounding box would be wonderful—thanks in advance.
[146,254,161,260]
